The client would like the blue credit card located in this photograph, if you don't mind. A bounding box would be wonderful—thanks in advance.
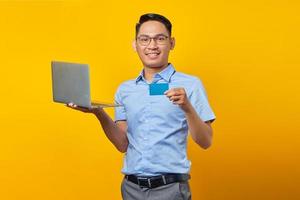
[149,83,169,95]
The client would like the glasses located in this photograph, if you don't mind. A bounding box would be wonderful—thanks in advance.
[137,35,169,46]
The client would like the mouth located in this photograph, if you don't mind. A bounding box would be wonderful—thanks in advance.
[145,52,160,59]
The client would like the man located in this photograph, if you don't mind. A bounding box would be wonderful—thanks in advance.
[67,13,215,200]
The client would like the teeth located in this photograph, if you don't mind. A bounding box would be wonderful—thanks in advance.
[147,53,159,59]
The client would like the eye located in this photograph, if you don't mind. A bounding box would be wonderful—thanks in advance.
[157,36,166,41]
[139,37,149,42]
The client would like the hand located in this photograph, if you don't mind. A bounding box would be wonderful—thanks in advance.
[164,88,192,113]
[66,102,103,115]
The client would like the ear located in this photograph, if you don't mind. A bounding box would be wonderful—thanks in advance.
[132,40,137,51]
[170,37,175,50]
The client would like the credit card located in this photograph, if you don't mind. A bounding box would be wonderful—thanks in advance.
[149,83,169,95]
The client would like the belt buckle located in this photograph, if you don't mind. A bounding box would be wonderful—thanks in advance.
[162,175,167,184]
[137,177,149,188]
[137,175,166,188]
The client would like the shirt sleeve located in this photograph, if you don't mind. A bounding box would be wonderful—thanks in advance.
[114,86,127,122]
[189,78,216,123]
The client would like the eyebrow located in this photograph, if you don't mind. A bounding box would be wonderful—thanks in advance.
[138,33,168,37]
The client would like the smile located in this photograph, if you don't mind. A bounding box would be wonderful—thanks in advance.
[145,52,160,55]
[145,52,160,59]
[145,51,161,59]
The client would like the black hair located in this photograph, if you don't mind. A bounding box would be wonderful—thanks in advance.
[135,13,172,38]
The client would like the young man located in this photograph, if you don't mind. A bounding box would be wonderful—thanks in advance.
[67,13,215,200]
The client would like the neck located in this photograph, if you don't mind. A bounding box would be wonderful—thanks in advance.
[143,63,169,83]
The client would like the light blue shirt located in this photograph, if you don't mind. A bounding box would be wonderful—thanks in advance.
[114,64,216,176]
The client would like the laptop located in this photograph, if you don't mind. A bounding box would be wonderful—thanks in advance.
[51,61,122,108]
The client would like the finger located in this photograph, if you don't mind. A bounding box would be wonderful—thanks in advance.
[169,96,181,102]
[166,88,184,92]
[172,98,185,105]
[164,88,177,96]
[173,99,183,105]
[173,88,186,95]
[165,91,182,97]
[66,104,73,108]
[66,103,90,112]
[74,105,91,112]
[75,108,90,113]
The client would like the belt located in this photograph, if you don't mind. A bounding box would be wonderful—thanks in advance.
[125,173,190,189]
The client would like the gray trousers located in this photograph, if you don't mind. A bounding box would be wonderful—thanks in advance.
[121,178,191,200]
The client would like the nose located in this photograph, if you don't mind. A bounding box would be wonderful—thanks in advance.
[147,38,158,49]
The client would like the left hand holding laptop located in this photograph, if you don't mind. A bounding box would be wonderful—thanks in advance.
[66,102,103,114]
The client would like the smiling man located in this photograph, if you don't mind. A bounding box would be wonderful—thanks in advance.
[67,13,215,200]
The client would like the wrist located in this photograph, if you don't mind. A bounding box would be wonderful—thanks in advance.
[93,107,104,116]
[182,101,194,114]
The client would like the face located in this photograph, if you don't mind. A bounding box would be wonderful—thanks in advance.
[133,20,175,69]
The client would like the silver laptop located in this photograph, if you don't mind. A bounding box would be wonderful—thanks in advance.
[51,61,122,108]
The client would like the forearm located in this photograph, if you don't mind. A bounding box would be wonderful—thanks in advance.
[184,105,213,149]
[93,109,128,152]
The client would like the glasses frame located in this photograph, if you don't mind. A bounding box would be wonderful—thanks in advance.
[136,34,169,46]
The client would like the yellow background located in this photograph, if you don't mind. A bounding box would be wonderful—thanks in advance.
[0,0,299,199]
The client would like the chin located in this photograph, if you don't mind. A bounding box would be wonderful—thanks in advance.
[143,61,166,68]
[147,64,163,68]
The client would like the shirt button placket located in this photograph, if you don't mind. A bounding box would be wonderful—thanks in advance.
[143,101,151,144]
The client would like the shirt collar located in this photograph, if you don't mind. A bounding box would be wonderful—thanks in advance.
[135,63,176,84]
